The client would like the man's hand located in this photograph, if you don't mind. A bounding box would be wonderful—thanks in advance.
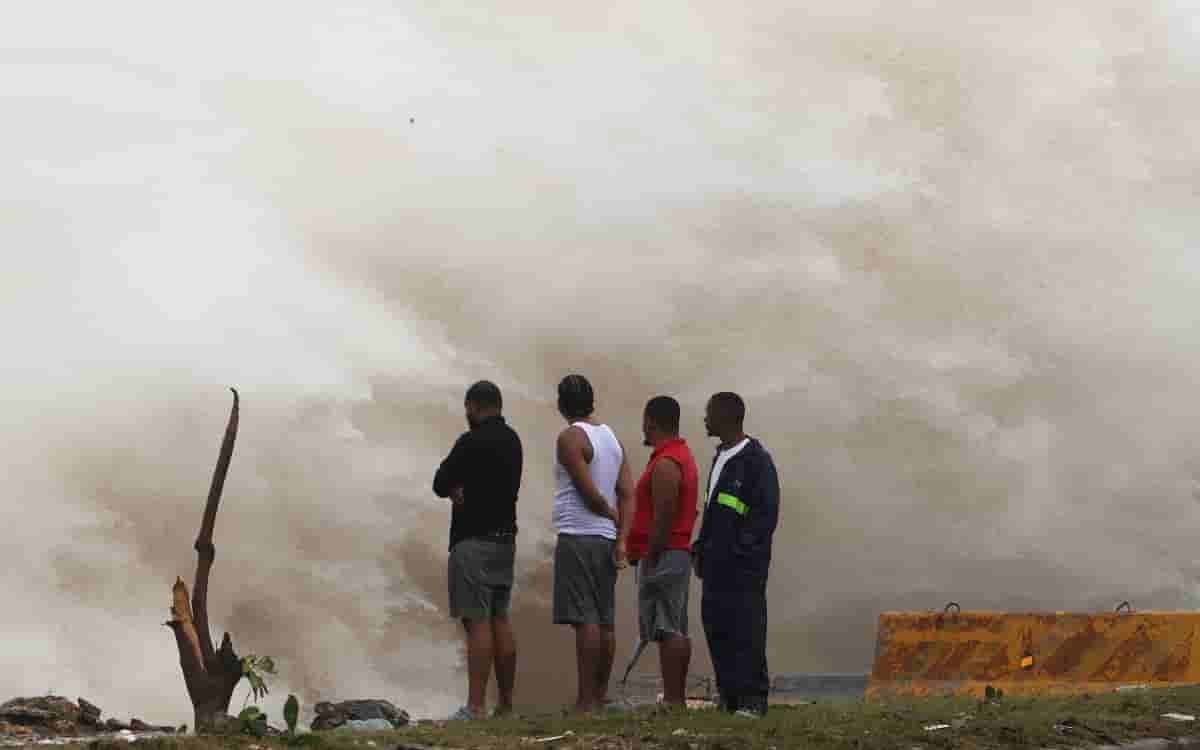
[613,536,629,570]
[449,486,465,507]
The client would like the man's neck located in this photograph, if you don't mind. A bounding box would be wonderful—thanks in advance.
[651,434,680,449]
[718,432,746,451]
[475,410,501,425]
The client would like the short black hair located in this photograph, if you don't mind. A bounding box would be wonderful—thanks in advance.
[708,391,745,427]
[557,374,594,420]
[644,395,680,434]
[465,380,502,410]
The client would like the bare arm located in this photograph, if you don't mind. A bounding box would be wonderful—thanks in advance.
[556,427,618,522]
[646,457,681,568]
[613,443,636,567]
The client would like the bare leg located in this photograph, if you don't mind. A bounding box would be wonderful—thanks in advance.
[659,635,691,706]
[463,619,494,715]
[596,625,616,705]
[491,617,517,715]
[573,624,605,713]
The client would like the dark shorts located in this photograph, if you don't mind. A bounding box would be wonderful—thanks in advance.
[448,537,515,621]
[636,550,691,641]
[553,534,616,626]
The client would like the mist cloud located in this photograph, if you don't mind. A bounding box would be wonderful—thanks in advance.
[3,0,1200,725]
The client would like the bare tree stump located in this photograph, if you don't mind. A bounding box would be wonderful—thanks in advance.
[163,389,243,732]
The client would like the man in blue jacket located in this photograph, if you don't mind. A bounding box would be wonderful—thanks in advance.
[692,391,780,717]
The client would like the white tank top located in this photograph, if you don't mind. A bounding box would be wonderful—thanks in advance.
[553,421,622,539]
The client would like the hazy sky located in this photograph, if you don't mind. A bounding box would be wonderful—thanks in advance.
[3,0,1200,725]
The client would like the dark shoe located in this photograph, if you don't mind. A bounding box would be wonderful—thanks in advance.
[734,697,767,718]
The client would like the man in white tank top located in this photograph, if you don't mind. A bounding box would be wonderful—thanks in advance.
[552,374,635,714]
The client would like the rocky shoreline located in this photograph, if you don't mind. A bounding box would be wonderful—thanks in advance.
[0,695,418,745]
[0,674,866,744]
[0,696,180,746]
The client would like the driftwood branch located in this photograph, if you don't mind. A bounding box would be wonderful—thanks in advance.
[164,388,243,732]
[193,387,238,663]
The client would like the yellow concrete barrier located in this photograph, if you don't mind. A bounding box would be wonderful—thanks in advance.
[867,605,1200,698]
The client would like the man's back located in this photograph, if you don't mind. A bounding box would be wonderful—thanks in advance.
[628,438,700,560]
[434,415,523,549]
[552,421,622,538]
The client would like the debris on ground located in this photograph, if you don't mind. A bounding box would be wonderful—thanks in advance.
[337,719,395,732]
[311,700,410,732]
[1162,713,1196,722]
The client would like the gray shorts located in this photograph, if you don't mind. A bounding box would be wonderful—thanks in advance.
[636,550,691,641]
[553,534,617,626]
[448,537,515,621]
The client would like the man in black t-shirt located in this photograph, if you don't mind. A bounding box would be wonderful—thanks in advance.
[433,380,523,720]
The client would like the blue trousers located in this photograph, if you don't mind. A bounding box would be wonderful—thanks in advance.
[701,584,769,713]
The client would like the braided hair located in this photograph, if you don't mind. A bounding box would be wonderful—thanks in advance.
[557,374,595,420]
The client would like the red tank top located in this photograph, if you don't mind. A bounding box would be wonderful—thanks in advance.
[628,438,699,561]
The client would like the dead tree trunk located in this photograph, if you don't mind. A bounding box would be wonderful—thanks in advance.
[164,389,243,732]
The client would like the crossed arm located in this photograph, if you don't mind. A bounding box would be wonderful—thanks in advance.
[433,434,468,505]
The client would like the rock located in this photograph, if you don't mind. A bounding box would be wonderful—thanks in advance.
[78,698,102,727]
[129,719,149,731]
[312,700,409,731]
[0,696,82,735]
[0,721,34,736]
[105,719,131,732]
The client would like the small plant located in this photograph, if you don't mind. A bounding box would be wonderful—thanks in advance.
[240,655,277,706]
[284,694,299,737]
[985,685,1006,701]
[237,706,268,738]
[279,693,322,747]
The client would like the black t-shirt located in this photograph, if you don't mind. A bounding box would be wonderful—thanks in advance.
[432,415,522,549]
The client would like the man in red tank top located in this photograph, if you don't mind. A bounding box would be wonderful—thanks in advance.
[626,396,700,707]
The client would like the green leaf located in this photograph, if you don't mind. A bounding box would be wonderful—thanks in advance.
[284,694,300,736]
[238,706,263,722]
[248,673,265,700]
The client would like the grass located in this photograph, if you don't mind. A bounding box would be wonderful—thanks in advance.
[61,686,1200,750]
